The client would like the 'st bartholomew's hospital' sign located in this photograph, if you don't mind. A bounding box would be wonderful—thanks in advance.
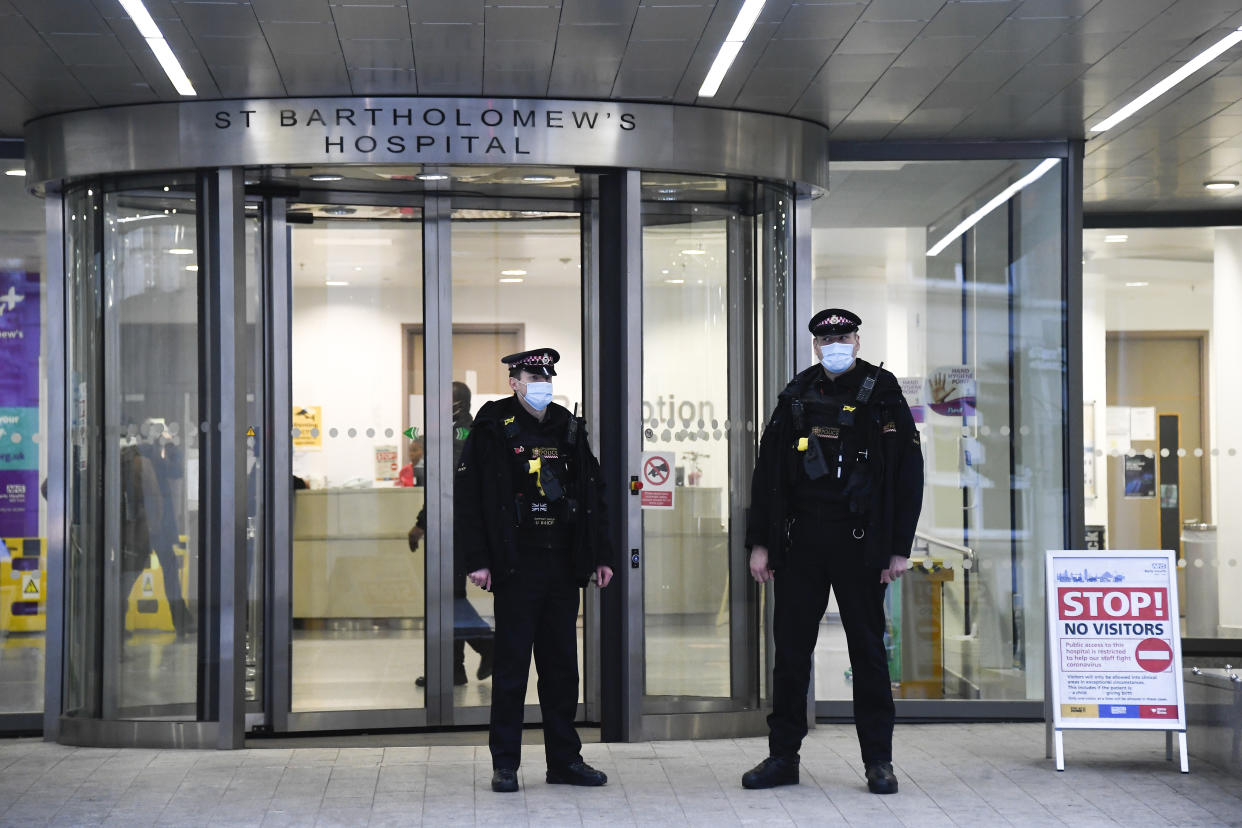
[212,102,635,158]
[26,97,829,188]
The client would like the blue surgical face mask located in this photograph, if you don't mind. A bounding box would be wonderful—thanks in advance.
[820,342,855,373]
[522,381,554,412]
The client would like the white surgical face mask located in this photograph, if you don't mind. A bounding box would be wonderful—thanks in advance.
[820,342,855,373]
[522,381,554,411]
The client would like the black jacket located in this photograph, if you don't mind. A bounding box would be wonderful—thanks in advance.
[455,395,613,587]
[745,359,924,570]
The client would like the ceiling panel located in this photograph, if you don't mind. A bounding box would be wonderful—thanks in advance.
[251,0,333,23]
[340,39,416,70]
[629,4,712,41]
[331,4,411,40]
[3,0,1242,212]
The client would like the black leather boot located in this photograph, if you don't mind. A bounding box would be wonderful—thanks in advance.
[491,769,519,793]
[742,755,799,789]
[546,761,607,786]
[865,761,898,794]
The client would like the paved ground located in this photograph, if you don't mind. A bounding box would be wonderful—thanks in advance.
[1,723,1238,826]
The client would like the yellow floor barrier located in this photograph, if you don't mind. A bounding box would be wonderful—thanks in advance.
[1,537,46,634]
[126,537,190,633]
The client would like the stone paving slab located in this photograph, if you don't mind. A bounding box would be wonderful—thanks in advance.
[1,723,1239,827]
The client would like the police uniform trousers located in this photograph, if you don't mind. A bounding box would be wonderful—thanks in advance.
[769,509,895,763]
[489,545,582,771]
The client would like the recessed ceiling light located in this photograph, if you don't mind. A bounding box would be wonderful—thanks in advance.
[499,277,524,284]
[522,174,555,183]
[1204,180,1239,191]
[117,0,196,95]
[927,159,1060,256]
[167,248,194,255]
[664,279,685,284]
[1090,26,1242,133]
[698,0,766,97]
[661,269,670,274]
[417,173,449,181]
[309,174,343,182]
[1104,234,1129,243]
[325,280,350,286]
[245,203,258,210]
[1125,281,1149,287]
[4,169,26,176]
[354,266,362,271]
[500,269,527,276]
[184,265,198,272]
[681,248,706,255]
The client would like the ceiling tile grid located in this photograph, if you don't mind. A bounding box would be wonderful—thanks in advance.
[5,1,1242,210]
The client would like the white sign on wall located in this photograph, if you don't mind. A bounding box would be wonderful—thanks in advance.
[1045,549,1187,772]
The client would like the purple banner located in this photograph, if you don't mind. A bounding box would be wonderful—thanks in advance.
[0,271,40,537]
[0,470,38,537]
[0,272,40,408]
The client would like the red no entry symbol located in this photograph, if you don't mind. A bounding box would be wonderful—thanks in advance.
[1135,637,1173,673]
[644,456,670,485]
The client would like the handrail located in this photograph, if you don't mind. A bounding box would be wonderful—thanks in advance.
[913,530,975,562]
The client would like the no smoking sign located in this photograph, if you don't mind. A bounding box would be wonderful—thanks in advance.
[640,451,675,509]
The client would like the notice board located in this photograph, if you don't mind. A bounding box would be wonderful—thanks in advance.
[1045,549,1187,771]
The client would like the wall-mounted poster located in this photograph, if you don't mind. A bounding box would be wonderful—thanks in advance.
[927,366,976,417]
[292,406,322,450]
[898,377,925,423]
[0,271,40,538]
[1124,454,1156,498]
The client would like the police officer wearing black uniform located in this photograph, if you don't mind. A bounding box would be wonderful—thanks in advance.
[455,348,614,794]
[742,309,924,795]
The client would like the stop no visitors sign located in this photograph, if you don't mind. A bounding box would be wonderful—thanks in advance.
[1046,549,1186,731]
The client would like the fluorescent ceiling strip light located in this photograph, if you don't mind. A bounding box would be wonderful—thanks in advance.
[118,0,197,96]
[1090,26,1242,133]
[698,0,766,98]
[926,159,1060,257]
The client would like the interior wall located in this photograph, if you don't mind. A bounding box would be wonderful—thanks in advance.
[290,283,582,487]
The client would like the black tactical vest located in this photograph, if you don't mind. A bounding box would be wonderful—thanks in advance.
[789,368,882,516]
[502,410,577,549]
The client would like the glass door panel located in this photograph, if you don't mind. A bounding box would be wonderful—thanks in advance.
[639,191,759,713]
[103,186,202,719]
[288,203,426,713]
[447,205,584,719]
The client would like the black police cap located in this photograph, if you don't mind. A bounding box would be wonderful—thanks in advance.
[501,347,559,377]
[808,308,861,336]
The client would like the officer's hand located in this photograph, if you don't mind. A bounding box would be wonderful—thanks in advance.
[749,546,775,583]
[880,555,908,584]
[468,568,492,591]
[407,526,424,553]
[594,565,614,588]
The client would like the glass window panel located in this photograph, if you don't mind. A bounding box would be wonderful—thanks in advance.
[1082,226,1242,649]
[289,204,425,712]
[0,170,47,715]
[811,159,1066,702]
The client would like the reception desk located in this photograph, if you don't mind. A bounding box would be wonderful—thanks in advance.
[293,487,425,620]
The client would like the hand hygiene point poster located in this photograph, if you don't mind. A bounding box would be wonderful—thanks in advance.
[1046,550,1185,731]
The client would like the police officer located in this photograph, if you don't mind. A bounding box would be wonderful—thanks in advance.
[742,309,924,795]
[455,348,614,793]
